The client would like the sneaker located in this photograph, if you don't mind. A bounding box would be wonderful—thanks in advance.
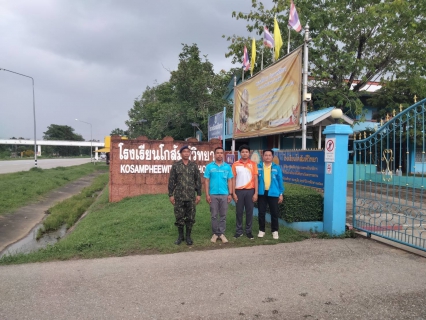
[211,234,218,243]
[246,233,254,240]
[233,233,243,238]
[272,231,279,240]
[257,231,265,238]
[220,234,228,243]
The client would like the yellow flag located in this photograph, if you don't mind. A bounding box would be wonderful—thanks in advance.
[274,16,283,60]
[250,37,256,76]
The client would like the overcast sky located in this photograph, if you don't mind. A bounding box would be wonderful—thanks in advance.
[0,0,273,142]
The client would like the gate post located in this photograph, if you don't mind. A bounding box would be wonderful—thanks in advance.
[323,124,353,235]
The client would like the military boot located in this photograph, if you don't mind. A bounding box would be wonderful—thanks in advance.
[185,226,193,245]
[174,226,184,245]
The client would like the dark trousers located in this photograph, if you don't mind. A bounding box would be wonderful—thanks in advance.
[174,200,196,227]
[258,190,279,233]
[235,189,255,235]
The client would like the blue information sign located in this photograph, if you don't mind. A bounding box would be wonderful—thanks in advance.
[276,150,325,189]
[208,111,224,141]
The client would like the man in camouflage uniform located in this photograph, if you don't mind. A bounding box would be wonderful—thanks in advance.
[168,146,201,245]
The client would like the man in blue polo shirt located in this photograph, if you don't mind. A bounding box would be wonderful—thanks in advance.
[204,146,234,243]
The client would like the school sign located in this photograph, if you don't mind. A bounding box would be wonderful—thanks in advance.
[109,136,220,202]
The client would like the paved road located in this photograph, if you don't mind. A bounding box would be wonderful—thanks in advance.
[0,158,94,174]
[1,238,425,320]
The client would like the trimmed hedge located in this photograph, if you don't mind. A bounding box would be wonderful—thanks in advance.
[256,183,324,223]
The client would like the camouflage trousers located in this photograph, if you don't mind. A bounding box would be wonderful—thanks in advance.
[174,200,196,227]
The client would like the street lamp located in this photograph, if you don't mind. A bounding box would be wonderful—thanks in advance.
[190,122,204,141]
[0,68,37,167]
[331,108,343,124]
[75,119,93,162]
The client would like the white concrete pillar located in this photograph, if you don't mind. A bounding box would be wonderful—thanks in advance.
[318,124,322,149]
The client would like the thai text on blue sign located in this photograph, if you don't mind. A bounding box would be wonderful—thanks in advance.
[277,150,325,189]
[208,111,224,141]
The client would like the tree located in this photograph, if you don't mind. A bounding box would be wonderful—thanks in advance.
[368,76,426,121]
[7,137,30,154]
[224,0,426,116]
[43,124,85,156]
[127,44,232,140]
[110,128,128,136]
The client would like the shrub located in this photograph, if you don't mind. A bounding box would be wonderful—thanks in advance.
[280,184,323,222]
[255,183,324,223]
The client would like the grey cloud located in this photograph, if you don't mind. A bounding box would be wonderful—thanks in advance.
[0,0,272,142]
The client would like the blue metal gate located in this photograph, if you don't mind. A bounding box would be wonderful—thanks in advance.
[353,98,426,251]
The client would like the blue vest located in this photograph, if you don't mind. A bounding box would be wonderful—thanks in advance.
[257,162,285,197]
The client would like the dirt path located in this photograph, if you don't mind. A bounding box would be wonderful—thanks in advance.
[0,172,104,252]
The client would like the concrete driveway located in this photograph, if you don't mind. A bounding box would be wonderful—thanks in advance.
[0,158,94,174]
[1,238,425,319]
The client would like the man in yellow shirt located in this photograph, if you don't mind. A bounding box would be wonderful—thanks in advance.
[257,149,284,239]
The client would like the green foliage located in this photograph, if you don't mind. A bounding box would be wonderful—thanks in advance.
[0,192,309,264]
[0,163,109,216]
[126,44,233,140]
[110,128,128,136]
[43,124,86,156]
[280,184,323,223]
[0,151,10,159]
[224,0,426,115]
[313,229,356,239]
[368,77,426,120]
[254,183,324,223]
[0,138,28,158]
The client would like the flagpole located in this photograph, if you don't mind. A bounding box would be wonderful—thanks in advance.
[287,26,291,54]
[302,24,310,150]
[242,67,244,82]
[261,47,264,70]
[232,76,236,153]
[222,106,226,150]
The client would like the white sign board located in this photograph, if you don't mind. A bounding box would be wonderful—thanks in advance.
[325,138,335,162]
[326,163,332,175]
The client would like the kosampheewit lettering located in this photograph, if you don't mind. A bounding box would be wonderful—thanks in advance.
[120,164,206,174]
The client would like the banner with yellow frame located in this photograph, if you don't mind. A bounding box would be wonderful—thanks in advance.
[233,47,302,139]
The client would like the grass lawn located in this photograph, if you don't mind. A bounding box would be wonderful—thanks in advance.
[0,163,109,216]
[0,188,310,265]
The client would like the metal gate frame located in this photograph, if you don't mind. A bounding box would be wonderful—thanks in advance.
[353,98,426,251]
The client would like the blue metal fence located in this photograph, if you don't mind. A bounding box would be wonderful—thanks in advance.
[353,99,426,251]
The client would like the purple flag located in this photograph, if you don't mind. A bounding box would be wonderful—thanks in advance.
[263,26,274,48]
[288,0,302,32]
[243,46,250,71]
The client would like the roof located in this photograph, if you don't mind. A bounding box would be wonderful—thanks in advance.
[302,107,354,126]
[222,73,242,100]
[305,107,334,123]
